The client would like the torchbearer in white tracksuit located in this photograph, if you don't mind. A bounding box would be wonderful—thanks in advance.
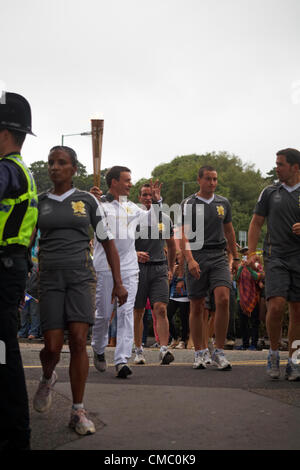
[90,166,162,378]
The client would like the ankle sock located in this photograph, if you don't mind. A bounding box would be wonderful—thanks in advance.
[72,403,84,410]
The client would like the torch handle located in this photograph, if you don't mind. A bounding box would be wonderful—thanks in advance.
[91,119,104,188]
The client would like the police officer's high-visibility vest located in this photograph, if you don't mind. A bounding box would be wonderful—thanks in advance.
[0,154,38,248]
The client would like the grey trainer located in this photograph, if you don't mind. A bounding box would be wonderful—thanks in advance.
[93,351,107,372]
[33,371,58,413]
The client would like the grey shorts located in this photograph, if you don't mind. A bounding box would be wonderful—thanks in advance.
[265,255,300,302]
[186,250,231,299]
[38,263,97,332]
[134,263,169,309]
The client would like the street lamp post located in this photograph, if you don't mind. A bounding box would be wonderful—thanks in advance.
[61,131,92,146]
[182,181,196,200]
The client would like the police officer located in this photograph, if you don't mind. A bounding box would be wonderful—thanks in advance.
[0,91,38,450]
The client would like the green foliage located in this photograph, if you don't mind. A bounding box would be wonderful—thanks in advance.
[131,151,270,248]
[264,167,278,185]
[130,178,150,203]
[29,161,51,193]
[29,160,108,194]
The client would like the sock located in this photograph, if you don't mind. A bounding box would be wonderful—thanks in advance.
[270,349,279,355]
[136,346,143,354]
[160,345,168,353]
[41,373,53,384]
[214,348,224,354]
[72,403,84,410]
[195,349,206,357]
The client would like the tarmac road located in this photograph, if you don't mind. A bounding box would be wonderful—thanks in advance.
[20,342,300,451]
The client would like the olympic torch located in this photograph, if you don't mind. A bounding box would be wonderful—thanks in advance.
[91,118,104,188]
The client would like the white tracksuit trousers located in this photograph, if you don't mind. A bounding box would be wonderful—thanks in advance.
[91,271,138,366]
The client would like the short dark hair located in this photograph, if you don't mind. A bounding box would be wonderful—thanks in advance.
[49,145,78,167]
[0,127,26,147]
[139,183,151,196]
[276,148,300,167]
[106,166,131,188]
[198,165,216,178]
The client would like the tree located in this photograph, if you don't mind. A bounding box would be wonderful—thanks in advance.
[29,160,108,194]
[29,161,51,193]
[131,151,268,247]
[264,167,278,185]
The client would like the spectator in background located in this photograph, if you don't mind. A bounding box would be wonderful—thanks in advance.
[236,247,265,350]
[167,251,190,350]
[18,261,41,339]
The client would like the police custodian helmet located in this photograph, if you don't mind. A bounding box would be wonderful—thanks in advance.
[0,91,36,136]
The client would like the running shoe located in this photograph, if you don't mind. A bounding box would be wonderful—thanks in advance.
[175,341,186,349]
[193,351,206,369]
[285,360,300,381]
[208,338,215,356]
[203,349,212,366]
[33,371,58,413]
[69,408,96,435]
[116,363,132,378]
[267,350,280,379]
[169,339,179,349]
[211,350,232,370]
[159,350,174,365]
[134,352,146,365]
[93,351,107,372]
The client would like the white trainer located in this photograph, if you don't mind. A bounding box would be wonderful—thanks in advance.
[69,408,96,435]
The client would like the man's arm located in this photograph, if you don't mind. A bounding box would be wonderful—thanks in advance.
[166,237,176,281]
[179,225,200,279]
[247,214,265,265]
[101,239,128,306]
[223,221,239,274]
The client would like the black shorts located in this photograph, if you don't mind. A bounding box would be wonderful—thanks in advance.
[186,250,231,299]
[265,255,300,302]
[39,263,97,332]
[134,263,169,309]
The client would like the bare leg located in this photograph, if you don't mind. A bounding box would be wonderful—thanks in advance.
[266,297,285,351]
[152,302,169,346]
[68,322,90,404]
[134,308,145,349]
[213,286,230,349]
[189,298,205,350]
[40,329,64,380]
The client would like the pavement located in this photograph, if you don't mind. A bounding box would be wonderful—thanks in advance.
[20,340,300,451]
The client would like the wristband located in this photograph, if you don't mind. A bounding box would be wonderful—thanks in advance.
[247,252,257,258]
[233,258,240,261]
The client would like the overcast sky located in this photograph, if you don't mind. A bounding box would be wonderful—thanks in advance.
[1,0,300,184]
